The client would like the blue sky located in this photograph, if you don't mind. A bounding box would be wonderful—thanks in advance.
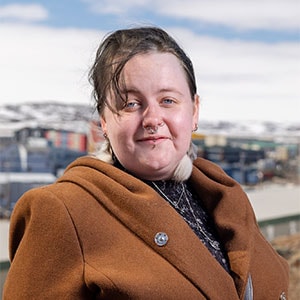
[0,0,299,122]
[1,0,298,42]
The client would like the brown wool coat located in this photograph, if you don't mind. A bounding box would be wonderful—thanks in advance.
[3,156,289,299]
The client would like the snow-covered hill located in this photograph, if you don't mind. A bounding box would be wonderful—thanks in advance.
[0,102,95,134]
[0,102,94,122]
[0,102,299,139]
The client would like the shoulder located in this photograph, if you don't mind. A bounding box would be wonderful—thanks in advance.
[192,157,237,187]
[193,157,226,173]
[10,184,72,226]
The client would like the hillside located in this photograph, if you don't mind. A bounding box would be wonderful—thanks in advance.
[0,102,299,138]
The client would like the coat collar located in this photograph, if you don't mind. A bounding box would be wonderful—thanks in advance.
[191,158,254,297]
[59,156,253,298]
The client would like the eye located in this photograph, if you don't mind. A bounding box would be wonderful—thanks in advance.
[123,100,140,111]
[126,101,137,108]
[162,98,175,105]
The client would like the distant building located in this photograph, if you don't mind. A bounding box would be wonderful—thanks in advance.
[0,126,87,175]
[0,172,56,217]
[15,127,87,152]
[192,133,299,184]
[0,126,88,217]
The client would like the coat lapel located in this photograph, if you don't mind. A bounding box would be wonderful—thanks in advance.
[60,157,251,299]
[191,158,253,297]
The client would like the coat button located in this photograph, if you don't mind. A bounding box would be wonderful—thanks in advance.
[154,232,168,246]
[279,292,286,300]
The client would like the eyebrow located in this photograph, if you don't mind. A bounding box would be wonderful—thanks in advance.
[123,86,184,96]
[121,87,139,94]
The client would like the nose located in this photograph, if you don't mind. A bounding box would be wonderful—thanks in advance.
[142,104,163,130]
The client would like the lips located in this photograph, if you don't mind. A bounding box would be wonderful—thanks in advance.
[137,135,170,144]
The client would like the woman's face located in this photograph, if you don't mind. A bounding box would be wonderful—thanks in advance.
[101,52,199,180]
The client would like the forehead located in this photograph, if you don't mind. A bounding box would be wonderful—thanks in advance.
[124,51,182,70]
[122,52,187,86]
[105,52,191,111]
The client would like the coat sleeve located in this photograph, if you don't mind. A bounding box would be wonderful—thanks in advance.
[251,229,289,299]
[3,187,93,299]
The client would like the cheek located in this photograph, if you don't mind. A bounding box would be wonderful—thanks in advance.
[169,115,193,147]
[108,126,126,143]
[170,111,194,134]
[107,119,136,146]
[104,114,124,137]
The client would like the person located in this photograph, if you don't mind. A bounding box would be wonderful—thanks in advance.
[3,26,288,299]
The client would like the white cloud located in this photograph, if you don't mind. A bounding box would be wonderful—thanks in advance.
[160,0,300,31]
[83,0,300,31]
[0,24,299,122]
[83,0,148,14]
[169,27,299,121]
[0,4,48,22]
[0,23,103,106]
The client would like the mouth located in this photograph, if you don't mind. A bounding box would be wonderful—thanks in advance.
[137,136,170,144]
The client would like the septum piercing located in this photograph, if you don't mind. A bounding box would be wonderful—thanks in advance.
[145,127,157,134]
[144,122,164,134]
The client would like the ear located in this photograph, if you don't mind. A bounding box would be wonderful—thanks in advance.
[192,94,200,127]
[100,116,107,135]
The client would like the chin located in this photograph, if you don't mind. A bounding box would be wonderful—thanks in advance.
[141,164,174,180]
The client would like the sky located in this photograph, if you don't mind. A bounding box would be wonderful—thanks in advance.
[0,0,299,123]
